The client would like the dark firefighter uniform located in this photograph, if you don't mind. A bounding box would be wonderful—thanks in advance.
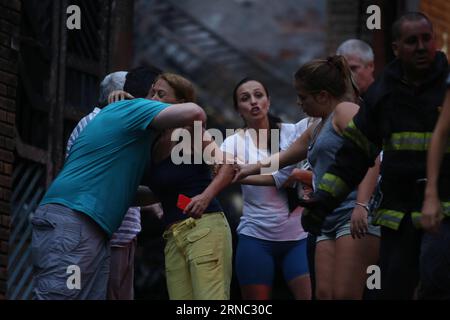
[307,51,450,299]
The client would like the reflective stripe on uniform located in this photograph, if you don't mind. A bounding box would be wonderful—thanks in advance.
[384,131,450,152]
[374,203,450,231]
[441,202,450,217]
[317,173,350,199]
[372,209,405,230]
[411,211,422,228]
[343,120,379,159]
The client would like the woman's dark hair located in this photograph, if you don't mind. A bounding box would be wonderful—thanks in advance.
[294,55,359,102]
[232,77,282,132]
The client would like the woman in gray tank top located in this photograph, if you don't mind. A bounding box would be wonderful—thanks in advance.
[236,56,380,299]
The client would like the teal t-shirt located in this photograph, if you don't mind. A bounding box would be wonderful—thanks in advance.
[40,98,169,237]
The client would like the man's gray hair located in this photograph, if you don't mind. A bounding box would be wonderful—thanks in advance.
[98,71,128,105]
[336,39,374,64]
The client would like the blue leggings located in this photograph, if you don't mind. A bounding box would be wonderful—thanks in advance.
[235,234,309,286]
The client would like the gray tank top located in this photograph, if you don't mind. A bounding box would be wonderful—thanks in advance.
[307,113,357,233]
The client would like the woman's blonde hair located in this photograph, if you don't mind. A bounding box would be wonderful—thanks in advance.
[156,72,197,103]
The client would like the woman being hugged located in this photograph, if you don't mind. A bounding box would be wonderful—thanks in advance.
[145,72,234,300]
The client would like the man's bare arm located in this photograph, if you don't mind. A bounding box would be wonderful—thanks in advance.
[149,103,207,131]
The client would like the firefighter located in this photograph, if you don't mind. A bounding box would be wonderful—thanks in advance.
[301,12,450,299]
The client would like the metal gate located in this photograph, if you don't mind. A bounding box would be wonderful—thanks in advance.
[8,160,45,299]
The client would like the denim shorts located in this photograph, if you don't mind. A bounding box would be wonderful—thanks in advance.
[316,215,381,243]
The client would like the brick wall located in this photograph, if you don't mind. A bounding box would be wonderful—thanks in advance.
[326,0,360,55]
[0,0,20,299]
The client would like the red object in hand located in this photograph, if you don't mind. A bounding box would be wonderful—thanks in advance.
[177,194,192,211]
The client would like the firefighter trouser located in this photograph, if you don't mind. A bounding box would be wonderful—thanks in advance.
[379,214,422,299]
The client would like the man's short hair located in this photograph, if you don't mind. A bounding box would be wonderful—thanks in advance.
[98,71,128,106]
[336,39,374,64]
[123,65,162,98]
[392,12,433,41]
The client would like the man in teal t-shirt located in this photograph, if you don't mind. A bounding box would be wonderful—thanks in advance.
[31,97,206,300]
[42,99,167,236]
